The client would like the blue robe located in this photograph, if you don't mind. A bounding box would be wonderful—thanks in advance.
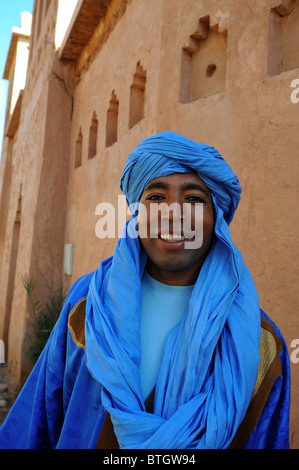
[0,270,290,449]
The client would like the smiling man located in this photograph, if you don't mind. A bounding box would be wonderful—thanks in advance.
[0,132,290,449]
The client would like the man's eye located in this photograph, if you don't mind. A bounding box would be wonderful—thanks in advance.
[146,194,165,201]
[186,195,205,203]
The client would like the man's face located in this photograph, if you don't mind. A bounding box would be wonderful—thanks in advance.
[138,172,215,285]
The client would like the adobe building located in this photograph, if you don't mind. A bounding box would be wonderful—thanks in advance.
[0,0,298,447]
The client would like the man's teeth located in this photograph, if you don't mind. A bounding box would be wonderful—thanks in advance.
[160,234,185,242]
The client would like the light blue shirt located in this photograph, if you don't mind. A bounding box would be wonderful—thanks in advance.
[140,270,194,400]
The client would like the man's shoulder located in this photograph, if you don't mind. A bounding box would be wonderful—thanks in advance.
[228,309,289,449]
[257,309,287,396]
[253,310,285,399]
[260,309,287,351]
[66,271,95,305]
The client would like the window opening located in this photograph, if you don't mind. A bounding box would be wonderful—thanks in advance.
[268,1,299,75]
[129,61,146,129]
[106,91,119,147]
[88,112,98,159]
[179,16,227,102]
[75,128,83,168]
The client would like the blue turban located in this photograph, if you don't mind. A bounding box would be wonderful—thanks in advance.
[120,131,241,224]
[85,131,261,448]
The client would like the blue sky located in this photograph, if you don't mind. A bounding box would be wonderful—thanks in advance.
[0,1,34,153]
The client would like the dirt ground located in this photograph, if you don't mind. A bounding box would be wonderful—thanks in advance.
[0,364,19,427]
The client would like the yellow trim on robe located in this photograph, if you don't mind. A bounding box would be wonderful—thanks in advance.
[67,297,87,349]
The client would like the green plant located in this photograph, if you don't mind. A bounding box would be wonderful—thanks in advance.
[22,274,68,362]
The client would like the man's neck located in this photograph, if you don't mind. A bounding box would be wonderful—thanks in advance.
[146,260,201,286]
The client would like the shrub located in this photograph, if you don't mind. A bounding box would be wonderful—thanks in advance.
[22,274,68,362]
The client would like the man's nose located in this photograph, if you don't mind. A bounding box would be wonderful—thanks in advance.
[160,200,185,230]
[167,201,182,220]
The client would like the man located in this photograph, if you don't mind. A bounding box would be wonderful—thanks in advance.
[0,132,290,448]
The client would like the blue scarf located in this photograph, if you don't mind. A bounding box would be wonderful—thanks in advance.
[85,132,261,448]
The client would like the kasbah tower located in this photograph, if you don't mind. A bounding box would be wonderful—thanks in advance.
[0,0,298,448]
